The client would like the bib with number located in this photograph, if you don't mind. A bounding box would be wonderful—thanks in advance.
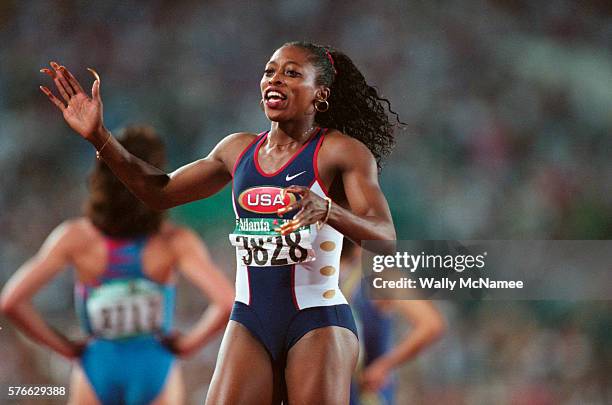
[86,278,166,339]
[229,218,316,267]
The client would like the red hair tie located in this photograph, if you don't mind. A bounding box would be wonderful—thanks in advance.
[325,49,337,75]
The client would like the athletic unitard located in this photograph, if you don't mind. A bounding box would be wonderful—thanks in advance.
[75,236,176,405]
[229,128,358,364]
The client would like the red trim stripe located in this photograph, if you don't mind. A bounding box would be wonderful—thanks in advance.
[313,128,330,196]
[253,128,321,177]
[232,133,266,216]
[232,132,266,178]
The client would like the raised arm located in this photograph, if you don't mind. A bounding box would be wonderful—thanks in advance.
[0,221,85,359]
[163,227,235,357]
[86,130,244,210]
[39,62,251,210]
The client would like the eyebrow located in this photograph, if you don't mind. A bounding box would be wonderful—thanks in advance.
[266,60,303,67]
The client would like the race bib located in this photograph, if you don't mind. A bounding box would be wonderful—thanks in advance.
[86,279,165,339]
[229,218,316,267]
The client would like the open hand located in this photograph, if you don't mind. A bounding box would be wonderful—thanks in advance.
[40,62,104,140]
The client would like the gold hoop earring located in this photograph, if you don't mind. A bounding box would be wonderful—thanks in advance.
[314,99,329,112]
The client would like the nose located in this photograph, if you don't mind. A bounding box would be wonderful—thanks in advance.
[268,71,283,85]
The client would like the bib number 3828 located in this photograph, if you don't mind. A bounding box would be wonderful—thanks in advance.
[233,233,311,266]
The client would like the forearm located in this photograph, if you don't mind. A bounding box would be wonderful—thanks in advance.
[6,303,76,359]
[327,202,396,244]
[91,127,172,210]
[378,324,443,370]
[179,304,230,355]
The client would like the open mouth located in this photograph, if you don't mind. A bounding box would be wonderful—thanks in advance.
[264,89,288,109]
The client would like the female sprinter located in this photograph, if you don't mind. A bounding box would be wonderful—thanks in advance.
[38,41,400,404]
[0,126,235,405]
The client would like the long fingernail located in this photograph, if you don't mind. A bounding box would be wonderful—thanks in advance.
[87,68,100,82]
[39,85,49,94]
[50,61,59,69]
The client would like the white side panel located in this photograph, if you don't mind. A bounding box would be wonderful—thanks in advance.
[234,256,250,304]
[293,180,347,309]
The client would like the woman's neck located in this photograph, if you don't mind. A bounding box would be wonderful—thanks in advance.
[269,121,317,146]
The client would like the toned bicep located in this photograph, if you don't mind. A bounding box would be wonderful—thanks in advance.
[1,223,75,307]
[341,148,393,220]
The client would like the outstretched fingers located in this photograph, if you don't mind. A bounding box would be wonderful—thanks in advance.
[42,62,70,102]
[40,63,102,113]
[51,62,75,96]
[60,66,85,94]
[39,85,65,111]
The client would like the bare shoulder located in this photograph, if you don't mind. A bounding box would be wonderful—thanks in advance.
[42,217,100,253]
[214,132,258,157]
[59,217,97,240]
[217,132,258,150]
[211,131,259,169]
[320,129,375,169]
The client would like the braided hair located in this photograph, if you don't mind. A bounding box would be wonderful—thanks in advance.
[282,41,403,170]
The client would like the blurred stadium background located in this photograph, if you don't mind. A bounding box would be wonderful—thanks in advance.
[0,1,610,404]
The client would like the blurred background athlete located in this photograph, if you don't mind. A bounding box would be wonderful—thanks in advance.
[0,126,235,405]
[37,40,401,404]
[341,240,446,405]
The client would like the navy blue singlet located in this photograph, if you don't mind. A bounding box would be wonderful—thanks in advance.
[229,128,358,365]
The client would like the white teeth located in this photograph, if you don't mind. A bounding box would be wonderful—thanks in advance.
[266,90,285,100]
